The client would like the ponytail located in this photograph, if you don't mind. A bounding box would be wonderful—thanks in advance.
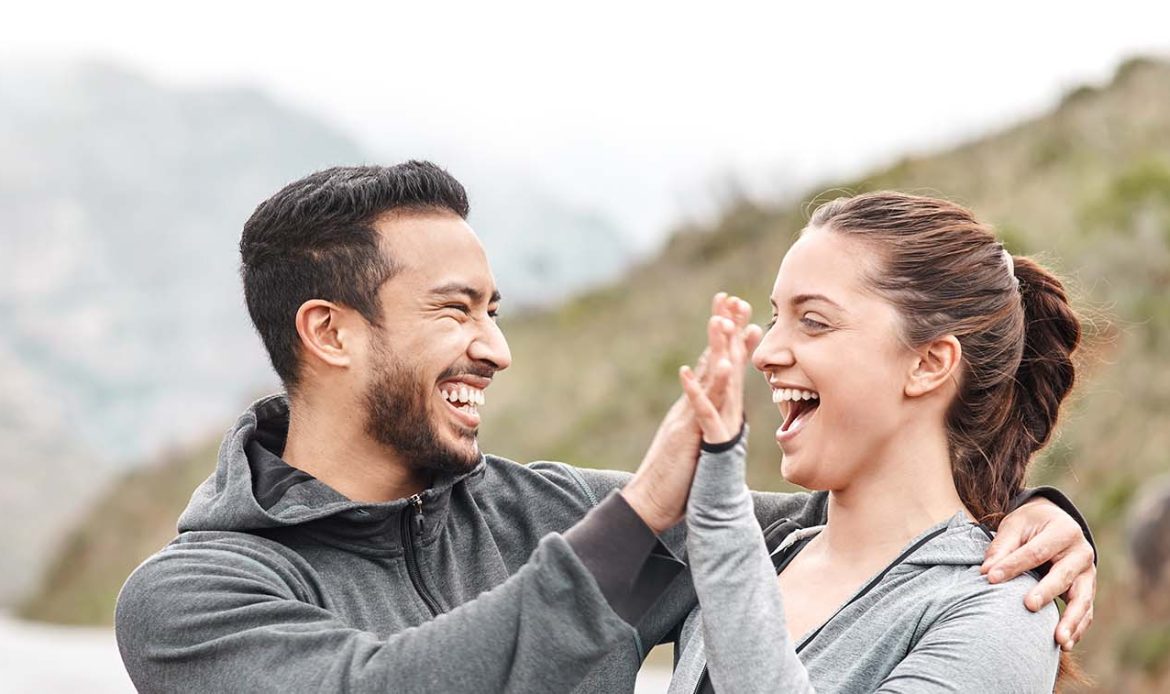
[947,255,1082,526]
[1010,256,1081,459]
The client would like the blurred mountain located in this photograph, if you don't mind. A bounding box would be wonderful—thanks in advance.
[20,56,1170,691]
[0,60,631,605]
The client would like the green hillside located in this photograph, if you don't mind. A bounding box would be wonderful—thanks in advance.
[22,57,1170,692]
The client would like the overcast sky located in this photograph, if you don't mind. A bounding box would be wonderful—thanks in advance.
[5,1,1169,249]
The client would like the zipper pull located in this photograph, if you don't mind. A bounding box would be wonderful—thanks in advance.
[410,493,424,534]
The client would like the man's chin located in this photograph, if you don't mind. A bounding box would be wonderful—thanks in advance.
[429,433,481,475]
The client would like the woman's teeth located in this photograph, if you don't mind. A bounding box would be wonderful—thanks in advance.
[771,388,819,404]
[441,386,485,406]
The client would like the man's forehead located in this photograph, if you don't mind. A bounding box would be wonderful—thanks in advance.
[373,211,499,299]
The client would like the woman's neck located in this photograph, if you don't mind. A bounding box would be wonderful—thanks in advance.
[817,424,971,562]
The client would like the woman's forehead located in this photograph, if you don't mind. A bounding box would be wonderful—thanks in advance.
[772,228,877,302]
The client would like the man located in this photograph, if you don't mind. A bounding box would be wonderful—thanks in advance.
[116,162,1096,692]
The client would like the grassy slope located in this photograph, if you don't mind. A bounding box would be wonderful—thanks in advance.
[22,57,1170,692]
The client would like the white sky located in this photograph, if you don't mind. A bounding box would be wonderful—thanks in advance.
[4,1,1169,248]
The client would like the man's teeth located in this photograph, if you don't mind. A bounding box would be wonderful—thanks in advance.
[771,388,819,404]
[442,386,485,406]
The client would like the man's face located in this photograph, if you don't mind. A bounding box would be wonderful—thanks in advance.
[360,211,510,475]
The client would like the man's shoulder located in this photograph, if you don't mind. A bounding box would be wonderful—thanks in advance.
[478,454,632,506]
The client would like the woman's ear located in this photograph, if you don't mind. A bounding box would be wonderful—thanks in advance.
[295,299,354,370]
[905,335,962,398]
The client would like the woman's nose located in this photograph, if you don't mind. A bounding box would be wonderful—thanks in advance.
[751,322,795,372]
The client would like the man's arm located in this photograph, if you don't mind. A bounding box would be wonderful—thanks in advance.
[116,521,666,694]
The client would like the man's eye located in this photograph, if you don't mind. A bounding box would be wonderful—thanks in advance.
[488,309,500,321]
[445,304,472,315]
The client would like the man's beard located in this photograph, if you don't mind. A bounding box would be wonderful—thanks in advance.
[362,345,481,476]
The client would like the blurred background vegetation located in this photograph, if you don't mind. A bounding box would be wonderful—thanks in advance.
[11,57,1168,692]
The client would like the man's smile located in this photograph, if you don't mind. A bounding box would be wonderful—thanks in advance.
[438,377,490,428]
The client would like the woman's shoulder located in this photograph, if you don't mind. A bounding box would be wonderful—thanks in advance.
[911,520,1059,631]
[919,560,1059,650]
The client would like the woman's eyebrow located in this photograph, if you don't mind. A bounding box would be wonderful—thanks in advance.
[791,293,844,311]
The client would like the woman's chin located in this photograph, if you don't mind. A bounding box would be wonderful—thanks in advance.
[779,455,812,488]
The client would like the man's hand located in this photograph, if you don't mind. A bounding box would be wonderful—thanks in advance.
[980,497,1096,651]
[622,294,754,533]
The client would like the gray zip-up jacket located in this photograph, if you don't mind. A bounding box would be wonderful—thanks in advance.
[114,395,827,693]
[668,435,1061,694]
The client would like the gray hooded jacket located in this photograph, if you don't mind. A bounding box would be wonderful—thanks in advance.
[114,395,825,693]
[116,396,1081,693]
[668,436,1061,694]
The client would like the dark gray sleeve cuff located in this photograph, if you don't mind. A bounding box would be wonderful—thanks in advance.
[1010,486,1097,564]
[563,490,686,625]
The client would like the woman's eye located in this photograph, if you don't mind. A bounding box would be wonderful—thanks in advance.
[800,316,829,331]
[765,317,777,331]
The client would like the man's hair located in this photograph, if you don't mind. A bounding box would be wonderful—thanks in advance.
[240,161,470,393]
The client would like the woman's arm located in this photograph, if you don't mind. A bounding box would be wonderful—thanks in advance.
[685,430,815,693]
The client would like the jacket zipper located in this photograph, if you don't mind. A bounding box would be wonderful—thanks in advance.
[401,493,442,617]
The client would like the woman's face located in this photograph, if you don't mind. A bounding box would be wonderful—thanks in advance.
[751,227,920,491]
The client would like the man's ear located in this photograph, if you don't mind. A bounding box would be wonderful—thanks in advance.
[295,300,355,370]
[905,334,962,398]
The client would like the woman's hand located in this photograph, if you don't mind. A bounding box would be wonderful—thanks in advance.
[681,295,762,445]
[622,294,759,532]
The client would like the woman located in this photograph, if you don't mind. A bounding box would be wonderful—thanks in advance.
[668,192,1079,692]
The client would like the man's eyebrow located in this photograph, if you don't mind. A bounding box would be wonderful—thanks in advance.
[791,293,844,310]
[429,282,502,304]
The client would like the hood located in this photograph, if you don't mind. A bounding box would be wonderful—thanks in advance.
[177,393,484,536]
[768,501,994,572]
[900,512,996,567]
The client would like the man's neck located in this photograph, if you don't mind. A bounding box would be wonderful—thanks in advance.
[281,396,428,503]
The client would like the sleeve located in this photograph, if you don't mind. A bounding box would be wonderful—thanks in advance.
[116,531,639,694]
[875,576,1060,693]
[565,490,686,624]
[685,431,816,693]
[1010,486,1097,563]
[555,460,828,654]
[685,434,1062,694]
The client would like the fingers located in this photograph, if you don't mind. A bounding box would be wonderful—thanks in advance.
[1057,570,1096,650]
[692,348,709,380]
[703,316,734,406]
[743,323,763,357]
[680,365,730,443]
[711,293,752,328]
[696,294,755,432]
[1025,545,1086,612]
[984,534,1059,585]
[705,316,731,378]
[711,292,728,319]
[728,296,752,329]
[980,527,1025,579]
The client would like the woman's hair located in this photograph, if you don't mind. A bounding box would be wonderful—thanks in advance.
[808,192,1081,526]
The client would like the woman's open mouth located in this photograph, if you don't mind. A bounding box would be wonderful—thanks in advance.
[773,387,819,443]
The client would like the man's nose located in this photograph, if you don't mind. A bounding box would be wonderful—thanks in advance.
[469,317,512,371]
